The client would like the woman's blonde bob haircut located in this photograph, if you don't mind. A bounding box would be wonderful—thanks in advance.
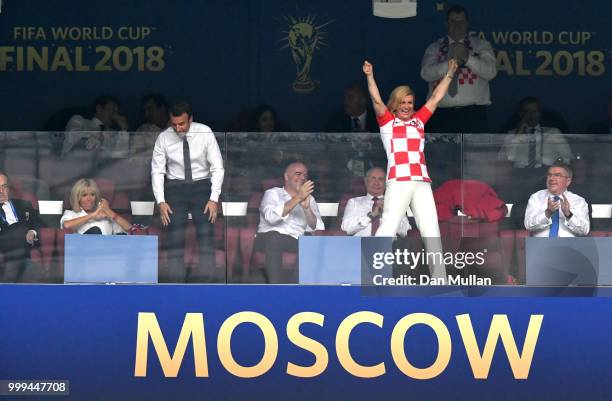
[386,85,415,116]
[69,178,101,212]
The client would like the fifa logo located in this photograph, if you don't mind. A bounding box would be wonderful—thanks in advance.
[281,14,332,94]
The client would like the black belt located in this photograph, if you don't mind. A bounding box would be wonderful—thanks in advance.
[165,177,211,187]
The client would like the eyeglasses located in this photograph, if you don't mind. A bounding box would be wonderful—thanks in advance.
[0,184,9,190]
[546,173,568,179]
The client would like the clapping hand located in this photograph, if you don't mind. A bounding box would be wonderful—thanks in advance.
[372,199,384,218]
[447,58,459,76]
[560,194,571,217]
[451,42,468,65]
[90,198,111,220]
[298,180,314,208]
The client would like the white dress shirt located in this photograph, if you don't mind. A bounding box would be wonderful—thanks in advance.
[350,112,367,131]
[524,189,589,237]
[63,115,130,158]
[341,194,411,237]
[500,125,573,168]
[421,35,497,107]
[257,187,325,239]
[60,209,125,235]
[1,200,19,226]
[151,122,225,204]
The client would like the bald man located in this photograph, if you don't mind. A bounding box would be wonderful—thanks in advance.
[256,162,324,283]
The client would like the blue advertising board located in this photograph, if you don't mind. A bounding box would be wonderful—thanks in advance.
[1,285,612,400]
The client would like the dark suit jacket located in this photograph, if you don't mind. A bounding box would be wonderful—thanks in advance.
[325,109,379,133]
[0,199,40,252]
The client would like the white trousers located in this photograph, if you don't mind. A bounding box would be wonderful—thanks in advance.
[375,180,446,279]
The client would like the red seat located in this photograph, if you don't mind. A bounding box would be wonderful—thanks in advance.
[499,229,516,282]
[21,192,39,210]
[95,178,115,204]
[460,237,507,284]
[514,229,530,284]
[56,228,71,278]
[244,230,297,281]
[261,178,282,191]
[225,227,240,280]
[239,227,257,279]
[38,227,57,272]
[182,217,230,280]
[252,251,297,271]
[112,191,130,210]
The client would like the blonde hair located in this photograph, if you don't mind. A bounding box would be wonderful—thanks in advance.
[70,178,101,212]
[386,85,415,116]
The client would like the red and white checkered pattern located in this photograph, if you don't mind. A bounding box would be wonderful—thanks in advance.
[377,108,432,183]
[458,67,478,85]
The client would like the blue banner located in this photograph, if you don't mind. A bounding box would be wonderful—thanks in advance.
[1,285,611,400]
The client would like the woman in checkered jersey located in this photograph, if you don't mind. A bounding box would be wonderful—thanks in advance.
[363,59,457,280]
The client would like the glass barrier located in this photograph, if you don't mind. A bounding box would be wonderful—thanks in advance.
[1,131,610,286]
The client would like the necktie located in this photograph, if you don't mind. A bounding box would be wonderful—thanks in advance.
[371,197,381,235]
[0,202,6,223]
[352,117,360,131]
[182,136,193,182]
[549,196,560,237]
[527,128,537,167]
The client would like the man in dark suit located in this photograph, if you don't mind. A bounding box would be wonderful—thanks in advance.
[325,84,379,133]
[0,172,40,282]
[325,85,386,179]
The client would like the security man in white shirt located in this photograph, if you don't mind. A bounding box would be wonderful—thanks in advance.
[151,101,224,282]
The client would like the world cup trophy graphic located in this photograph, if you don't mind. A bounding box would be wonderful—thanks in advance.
[282,15,331,94]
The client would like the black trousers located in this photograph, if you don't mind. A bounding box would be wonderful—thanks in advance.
[164,179,215,283]
[254,231,298,284]
[0,223,30,283]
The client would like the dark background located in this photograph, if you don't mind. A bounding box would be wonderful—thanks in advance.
[0,0,610,133]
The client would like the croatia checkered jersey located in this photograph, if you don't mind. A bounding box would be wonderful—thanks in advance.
[376,107,432,182]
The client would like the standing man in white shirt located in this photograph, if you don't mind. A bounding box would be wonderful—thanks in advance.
[151,101,225,282]
[420,4,497,134]
[524,161,589,237]
[341,167,411,237]
[256,162,324,283]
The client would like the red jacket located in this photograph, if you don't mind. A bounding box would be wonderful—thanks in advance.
[433,180,507,222]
